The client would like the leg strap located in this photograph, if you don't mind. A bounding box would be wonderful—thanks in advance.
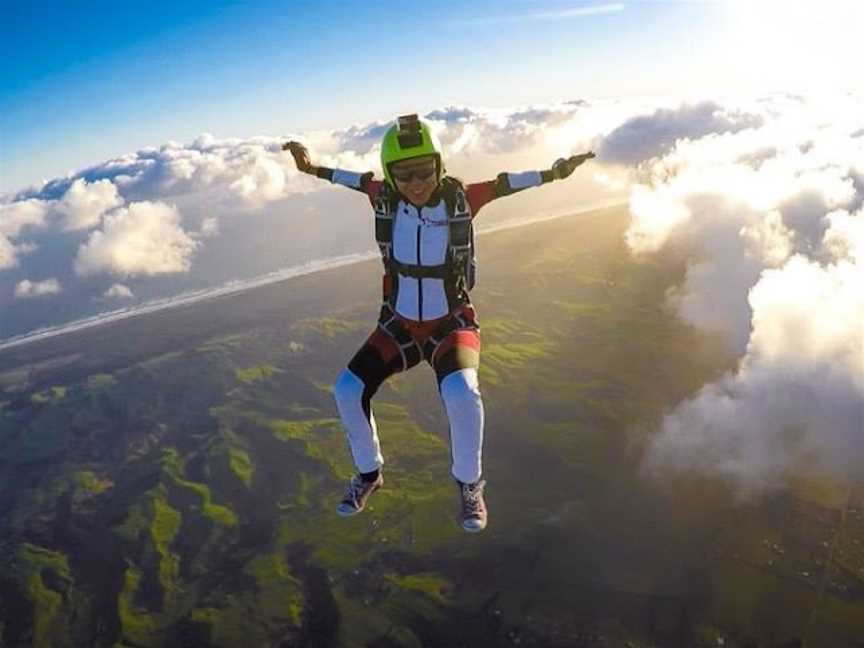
[377,304,422,371]
[423,310,473,365]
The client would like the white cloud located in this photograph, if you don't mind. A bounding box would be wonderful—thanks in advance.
[626,94,864,491]
[21,136,296,208]
[0,181,121,270]
[599,101,764,165]
[0,198,49,237]
[197,217,219,238]
[426,104,582,156]
[228,153,286,202]
[823,208,864,264]
[74,201,198,277]
[313,102,597,173]
[647,254,864,493]
[0,198,50,269]
[15,278,62,298]
[0,236,19,270]
[104,283,134,299]
[56,178,123,231]
[15,101,615,219]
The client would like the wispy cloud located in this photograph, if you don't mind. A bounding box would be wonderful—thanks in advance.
[451,3,626,28]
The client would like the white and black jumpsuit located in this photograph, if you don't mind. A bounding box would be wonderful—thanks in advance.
[319,167,559,484]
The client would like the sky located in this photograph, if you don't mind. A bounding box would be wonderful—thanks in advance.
[0,0,816,194]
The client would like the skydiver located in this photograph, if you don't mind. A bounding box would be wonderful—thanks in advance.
[284,115,593,532]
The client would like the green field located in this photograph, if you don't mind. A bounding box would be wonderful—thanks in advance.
[0,206,861,647]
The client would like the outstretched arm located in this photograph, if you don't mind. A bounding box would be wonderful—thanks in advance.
[466,152,595,215]
[282,141,380,197]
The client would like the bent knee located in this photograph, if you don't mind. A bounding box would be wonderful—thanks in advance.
[440,368,482,403]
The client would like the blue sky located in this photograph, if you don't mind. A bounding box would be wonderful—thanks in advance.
[4,0,858,195]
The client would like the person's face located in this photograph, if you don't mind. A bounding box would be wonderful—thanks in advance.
[391,155,438,206]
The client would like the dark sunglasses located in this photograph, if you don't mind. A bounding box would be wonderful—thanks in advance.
[391,163,436,183]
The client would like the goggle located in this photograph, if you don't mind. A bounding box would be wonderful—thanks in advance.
[391,162,437,183]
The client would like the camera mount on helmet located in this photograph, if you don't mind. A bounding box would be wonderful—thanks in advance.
[396,114,423,149]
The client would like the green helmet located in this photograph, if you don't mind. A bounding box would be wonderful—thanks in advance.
[380,114,444,188]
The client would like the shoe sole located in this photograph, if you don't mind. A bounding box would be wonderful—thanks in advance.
[336,505,362,518]
[462,520,487,533]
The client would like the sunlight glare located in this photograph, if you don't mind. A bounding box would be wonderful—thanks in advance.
[721,0,864,93]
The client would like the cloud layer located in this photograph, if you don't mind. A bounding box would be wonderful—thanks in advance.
[618,93,864,492]
[1,99,618,333]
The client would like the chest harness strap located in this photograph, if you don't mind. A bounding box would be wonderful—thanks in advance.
[373,178,477,370]
[374,178,475,311]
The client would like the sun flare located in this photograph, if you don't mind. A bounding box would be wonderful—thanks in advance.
[721,0,864,93]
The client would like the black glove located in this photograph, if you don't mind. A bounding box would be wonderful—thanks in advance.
[552,152,595,180]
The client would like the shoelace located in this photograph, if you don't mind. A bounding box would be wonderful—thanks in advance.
[461,482,485,515]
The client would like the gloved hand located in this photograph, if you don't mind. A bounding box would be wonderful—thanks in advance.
[552,152,595,180]
[282,141,312,173]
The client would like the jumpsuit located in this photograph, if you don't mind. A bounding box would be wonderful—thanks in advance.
[321,166,557,483]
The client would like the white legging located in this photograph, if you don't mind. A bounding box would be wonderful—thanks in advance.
[333,367,484,484]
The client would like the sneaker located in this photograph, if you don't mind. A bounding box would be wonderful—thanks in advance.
[336,473,383,517]
[459,480,487,533]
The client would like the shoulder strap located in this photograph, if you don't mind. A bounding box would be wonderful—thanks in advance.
[442,177,471,252]
[374,182,396,264]
[440,176,466,212]
[374,182,402,307]
[441,177,476,294]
